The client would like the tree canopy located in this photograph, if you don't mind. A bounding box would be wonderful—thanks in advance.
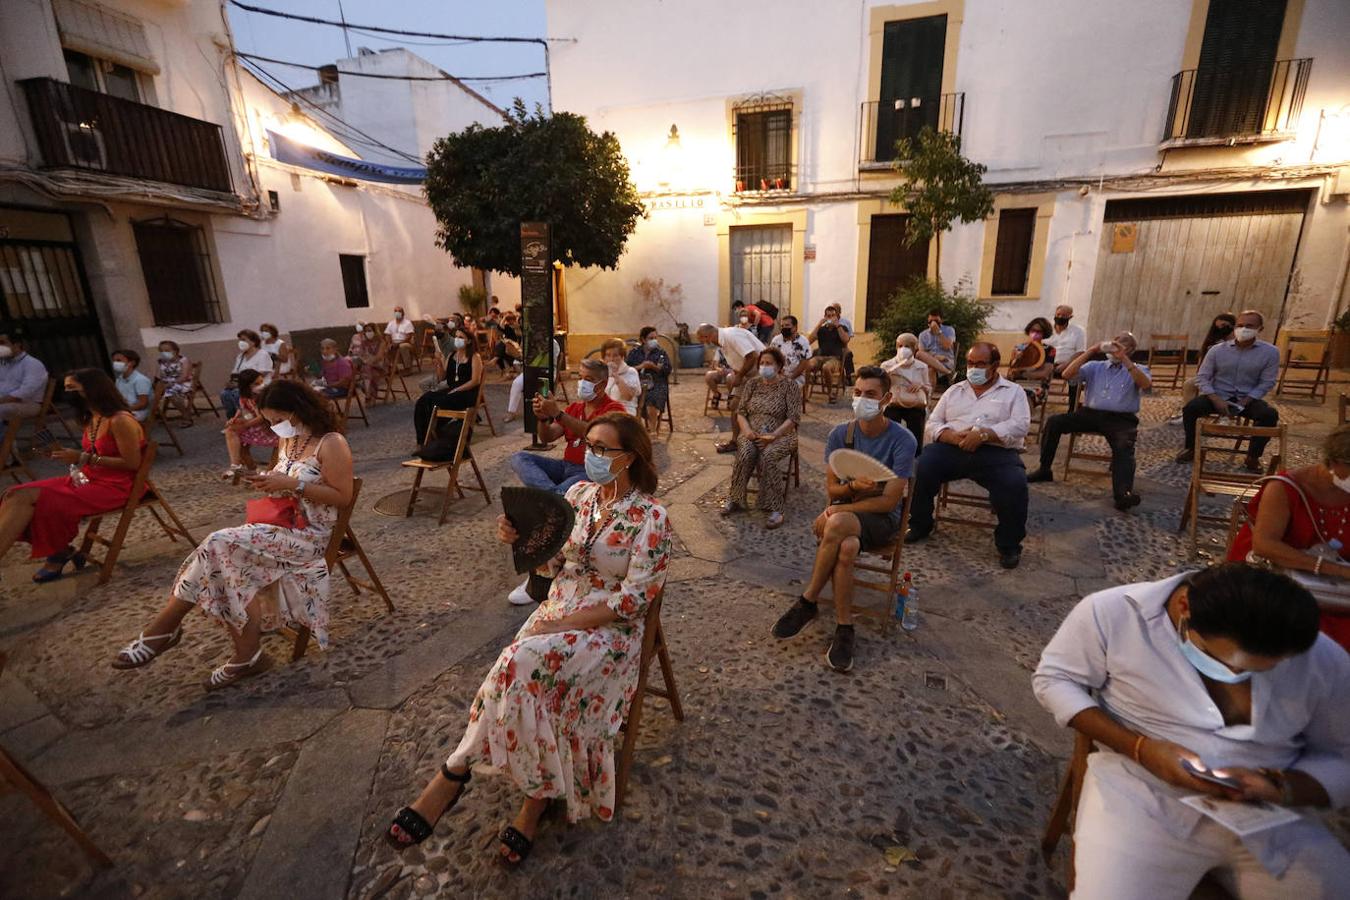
[888,128,993,271]
[424,101,645,276]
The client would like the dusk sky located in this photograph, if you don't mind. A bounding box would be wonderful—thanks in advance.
[228,0,550,116]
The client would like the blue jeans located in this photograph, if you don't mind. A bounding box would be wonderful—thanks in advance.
[510,452,586,494]
[220,387,240,419]
[908,442,1028,553]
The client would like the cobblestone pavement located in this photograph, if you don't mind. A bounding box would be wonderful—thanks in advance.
[1,371,1346,899]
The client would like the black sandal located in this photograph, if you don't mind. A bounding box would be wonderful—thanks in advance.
[498,825,533,866]
[384,764,470,851]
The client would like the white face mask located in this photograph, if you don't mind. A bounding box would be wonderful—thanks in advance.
[238,340,251,352]
[852,396,882,421]
[967,367,990,386]
[112,360,127,373]
[453,337,467,350]
[645,339,658,350]
[0,345,12,359]
[364,330,375,339]
[159,350,174,360]
[1333,472,1350,494]
[898,346,914,361]
[270,418,300,439]
[321,353,336,362]
[759,364,777,379]
[261,330,274,340]
[1234,326,1259,342]
[578,379,598,401]
[394,311,404,320]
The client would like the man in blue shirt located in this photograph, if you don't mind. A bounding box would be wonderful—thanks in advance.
[0,330,49,430]
[918,309,957,378]
[771,366,916,672]
[1177,309,1280,472]
[1028,333,1152,511]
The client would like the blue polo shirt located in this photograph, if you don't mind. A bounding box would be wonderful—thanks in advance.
[1078,360,1150,414]
[825,418,917,524]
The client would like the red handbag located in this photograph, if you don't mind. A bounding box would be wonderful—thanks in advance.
[245,496,309,530]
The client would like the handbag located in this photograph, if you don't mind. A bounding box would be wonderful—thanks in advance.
[245,495,309,530]
[1244,475,1350,611]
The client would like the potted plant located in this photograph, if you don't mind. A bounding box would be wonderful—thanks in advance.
[634,276,706,368]
[1332,308,1350,369]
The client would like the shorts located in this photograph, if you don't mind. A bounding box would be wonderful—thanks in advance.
[832,500,899,551]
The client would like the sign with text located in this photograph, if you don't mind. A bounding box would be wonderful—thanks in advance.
[520,222,554,441]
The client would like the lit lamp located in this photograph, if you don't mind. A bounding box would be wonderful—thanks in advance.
[1313,104,1350,162]
[658,123,685,191]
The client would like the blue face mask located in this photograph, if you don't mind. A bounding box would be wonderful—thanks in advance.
[578,379,597,401]
[967,367,990,386]
[584,449,618,484]
[1178,620,1252,684]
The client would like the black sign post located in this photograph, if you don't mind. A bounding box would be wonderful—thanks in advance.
[520,222,555,449]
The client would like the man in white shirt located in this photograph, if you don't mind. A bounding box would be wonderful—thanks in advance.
[1034,564,1350,899]
[697,323,765,452]
[1045,304,1088,409]
[905,342,1030,568]
[770,315,812,386]
[385,305,416,369]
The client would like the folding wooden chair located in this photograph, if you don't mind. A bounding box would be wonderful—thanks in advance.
[1040,731,1093,891]
[704,381,736,417]
[803,359,844,404]
[1,411,34,483]
[1178,420,1285,558]
[400,407,490,525]
[1145,334,1188,391]
[475,378,497,437]
[0,653,112,868]
[1341,393,1349,426]
[77,442,197,584]
[935,480,997,530]
[378,345,413,402]
[287,477,395,660]
[1275,333,1331,403]
[744,443,801,499]
[145,382,184,456]
[189,361,220,418]
[614,592,684,812]
[850,488,914,635]
[1060,432,1114,483]
[327,371,369,431]
[640,384,675,435]
[30,378,74,442]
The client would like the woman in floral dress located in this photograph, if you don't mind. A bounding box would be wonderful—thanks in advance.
[387,412,672,865]
[155,340,195,424]
[723,347,802,530]
[349,323,389,404]
[111,381,353,690]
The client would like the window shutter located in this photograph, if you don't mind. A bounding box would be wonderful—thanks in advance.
[52,0,159,75]
[990,208,1037,296]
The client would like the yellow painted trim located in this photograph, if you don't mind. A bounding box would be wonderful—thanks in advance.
[716,207,808,324]
[1180,0,1306,69]
[866,1,964,105]
[725,88,804,193]
[976,192,1057,302]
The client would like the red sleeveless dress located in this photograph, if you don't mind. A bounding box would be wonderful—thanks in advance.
[9,414,146,558]
[1228,473,1350,652]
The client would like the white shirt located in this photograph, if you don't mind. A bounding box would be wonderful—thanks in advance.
[1045,323,1087,365]
[1034,573,1350,875]
[881,357,931,406]
[717,326,765,370]
[260,338,290,374]
[770,334,813,385]
[232,347,274,381]
[925,376,1030,449]
[386,318,415,343]
[606,363,641,415]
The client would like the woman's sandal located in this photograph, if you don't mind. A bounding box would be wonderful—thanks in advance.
[32,547,88,583]
[202,648,273,691]
[385,765,471,851]
[112,627,183,669]
[497,825,534,866]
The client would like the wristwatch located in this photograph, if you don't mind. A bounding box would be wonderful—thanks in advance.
[294,480,306,498]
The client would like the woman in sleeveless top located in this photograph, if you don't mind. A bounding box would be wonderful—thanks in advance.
[112,381,354,690]
[0,368,146,583]
[259,322,292,378]
[1228,425,1350,651]
[412,325,483,448]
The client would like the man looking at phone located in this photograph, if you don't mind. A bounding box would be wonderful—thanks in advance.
[918,309,956,382]
[1034,563,1350,898]
[1176,309,1279,472]
[1027,332,1151,511]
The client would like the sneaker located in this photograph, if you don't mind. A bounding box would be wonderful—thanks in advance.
[765,511,785,530]
[1026,468,1054,483]
[903,527,931,545]
[507,579,534,606]
[771,597,818,639]
[826,625,855,672]
[721,500,744,517]
[1174,449,1194,464]
[1114,493,1142,512]
[1167,414,1184,425]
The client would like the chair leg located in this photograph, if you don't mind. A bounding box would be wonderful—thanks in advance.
[347,532,394,612]
[290,626,312,662]
[469,458,490,505]
[405,469,425,518]
[151,494,197,544]
[0,749,113,868]
[614,667,650,812]
[96,509,137,585]
[655,626,684,721]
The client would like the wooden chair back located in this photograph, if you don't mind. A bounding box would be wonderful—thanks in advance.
[1179,420,1285,558]
[146,381,184,456]
[614,592,684,812]
[850,486,915,634]
[1275,332,1331,403]
[327,365,369,431]
[935,480,997,530]
[400,401,491,525]
[189,361,221,418]
[640,383,675,435]
[1145,333,1189,390]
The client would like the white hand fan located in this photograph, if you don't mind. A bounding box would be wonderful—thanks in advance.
[828,448,900,483]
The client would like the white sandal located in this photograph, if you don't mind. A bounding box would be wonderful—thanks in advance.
[203,648,272,692]
[111,627,183,670]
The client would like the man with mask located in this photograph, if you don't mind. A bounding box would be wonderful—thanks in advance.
[1177,309,1280,472]
[0,331,49,432]
[1027,332,1151,511]
[1034,563,1350,898]
[770,315,812,386]
[1044,304,1087,409]
[771,366,915,672]
[626,326,672,432]
[385,305,417,369]
[905,342,1030,568]
[803,304,851,404]
[697,322,765,452]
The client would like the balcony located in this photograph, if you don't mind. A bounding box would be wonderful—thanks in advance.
[1162,58,1311,147]
[19,77,233,194]
[859,93,964,168]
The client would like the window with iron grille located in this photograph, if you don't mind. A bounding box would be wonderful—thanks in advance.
[734,101,793,192]
[990,208,1037,296]
[340,254,369,309]
[132,217,223,325]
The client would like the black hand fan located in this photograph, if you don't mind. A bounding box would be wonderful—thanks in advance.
[501,486,576,575]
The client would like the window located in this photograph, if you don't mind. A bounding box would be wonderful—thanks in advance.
[733,96,793,192]
[132,217,222,325]
[875,14,947,159]
[340,254,369,309]
[1188,0,1287,138]
[730,225,792,315]
[62,49,141,102]
[990,208,1037,296]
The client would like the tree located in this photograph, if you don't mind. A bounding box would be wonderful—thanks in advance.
[888,127,993,275]
[870,277,989,377]
[424,101,645,276]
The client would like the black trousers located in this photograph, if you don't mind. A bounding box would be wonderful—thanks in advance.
[884,404,926,454]
[1039,408,1139,500]
[909,443,1027,553]
[414,387,473,443]
[1181,396,1278,455]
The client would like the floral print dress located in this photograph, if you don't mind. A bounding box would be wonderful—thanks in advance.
[172,434,338,646]
[157,355,193,399]
[446,481,672,822]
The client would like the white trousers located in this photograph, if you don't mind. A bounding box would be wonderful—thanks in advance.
[508,373,525,415]
[1073,766,1350,900]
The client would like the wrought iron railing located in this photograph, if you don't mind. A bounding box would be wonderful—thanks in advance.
[19,77,233,193]
[859,93,964,167]
[1163,58,1311,143]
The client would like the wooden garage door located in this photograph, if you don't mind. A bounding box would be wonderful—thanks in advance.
[1087,190,1308,348]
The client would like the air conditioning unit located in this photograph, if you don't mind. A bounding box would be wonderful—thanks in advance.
[59,119,106,169]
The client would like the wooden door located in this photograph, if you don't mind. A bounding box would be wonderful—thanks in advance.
[866,215,930,329]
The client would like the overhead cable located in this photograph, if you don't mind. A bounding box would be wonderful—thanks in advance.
[235,51,544,82]
[229,1,546,46]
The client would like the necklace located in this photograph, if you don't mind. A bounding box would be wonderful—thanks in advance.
[579,484,635,573]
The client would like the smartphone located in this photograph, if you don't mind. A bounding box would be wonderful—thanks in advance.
[1181,758,1242,790]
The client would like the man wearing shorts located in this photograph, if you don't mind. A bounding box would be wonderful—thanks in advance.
[771,367,916,672]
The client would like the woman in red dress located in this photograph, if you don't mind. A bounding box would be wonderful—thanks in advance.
[1228,424,1350,650]
[0,368,146,582]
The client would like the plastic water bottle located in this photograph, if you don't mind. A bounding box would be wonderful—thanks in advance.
[1307,538,1343,570]
[901,574,920,632]
[894,571,912,622]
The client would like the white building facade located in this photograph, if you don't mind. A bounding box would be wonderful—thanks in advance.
[546,0,1350,357]
[0,0,473,385]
